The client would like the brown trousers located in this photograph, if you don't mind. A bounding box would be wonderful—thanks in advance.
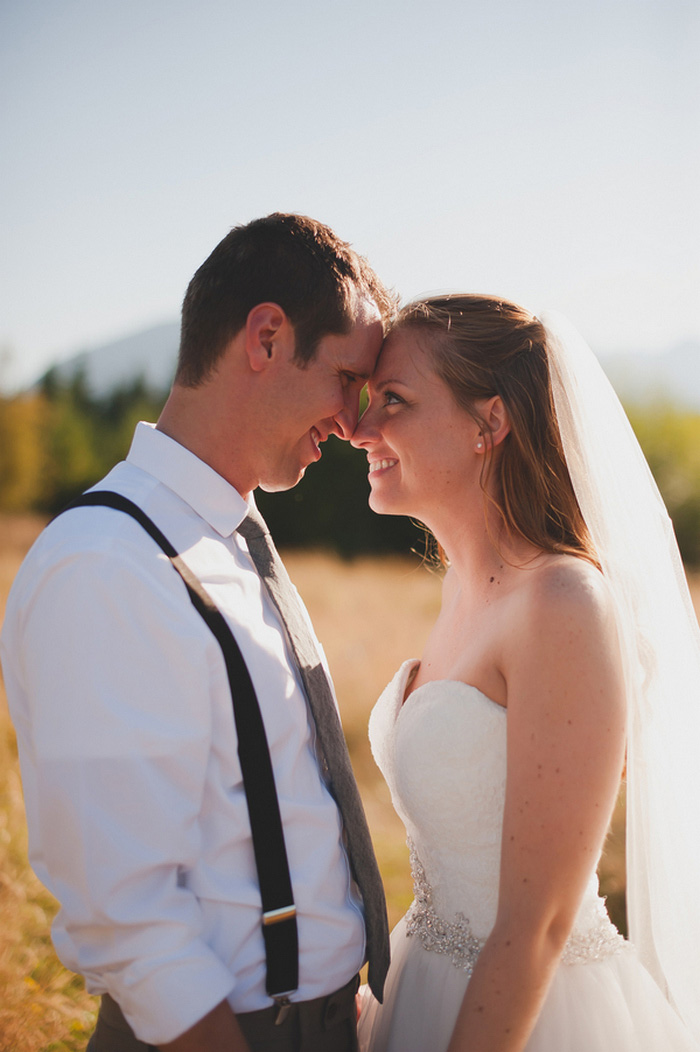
[86,975,360,1052]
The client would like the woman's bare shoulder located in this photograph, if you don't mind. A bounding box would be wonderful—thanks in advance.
[501,554,625,727]
[524,553,610,614]
[507,554,618,655]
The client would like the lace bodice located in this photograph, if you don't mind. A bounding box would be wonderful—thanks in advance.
[369,659,625,970]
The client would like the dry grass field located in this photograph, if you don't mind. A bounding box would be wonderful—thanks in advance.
[1,515,699,1051]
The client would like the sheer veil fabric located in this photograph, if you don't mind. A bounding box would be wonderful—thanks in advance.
[543,311,700,1041]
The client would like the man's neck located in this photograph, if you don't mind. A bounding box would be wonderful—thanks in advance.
[156,386,256,499]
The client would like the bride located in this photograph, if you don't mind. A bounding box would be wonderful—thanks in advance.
[351,295,700,1051]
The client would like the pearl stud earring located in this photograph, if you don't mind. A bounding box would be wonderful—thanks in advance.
[476,440,484,451]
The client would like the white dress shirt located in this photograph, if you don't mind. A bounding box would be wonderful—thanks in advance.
[0,422,365,1045]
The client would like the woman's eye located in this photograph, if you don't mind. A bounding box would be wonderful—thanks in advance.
[383,390,403,406]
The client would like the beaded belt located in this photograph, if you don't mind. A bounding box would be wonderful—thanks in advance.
[405,838,627,976]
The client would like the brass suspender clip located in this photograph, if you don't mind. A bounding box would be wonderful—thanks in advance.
[262,904,297,926]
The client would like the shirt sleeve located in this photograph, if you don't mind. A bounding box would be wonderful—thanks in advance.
[12,539,237,1045]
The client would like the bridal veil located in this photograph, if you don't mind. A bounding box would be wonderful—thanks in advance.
[543,311,700,1042]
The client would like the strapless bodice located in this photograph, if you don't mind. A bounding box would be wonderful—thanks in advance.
[369,659,625,969]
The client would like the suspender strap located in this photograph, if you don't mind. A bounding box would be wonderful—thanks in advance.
[59,490,298,998]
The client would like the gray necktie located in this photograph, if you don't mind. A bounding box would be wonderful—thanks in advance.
[237,505,390,1002]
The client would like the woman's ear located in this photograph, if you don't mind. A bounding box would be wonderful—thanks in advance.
[245,303,291,372]
[479,395,511,450]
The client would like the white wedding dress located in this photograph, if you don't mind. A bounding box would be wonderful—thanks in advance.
[357,659,698,1052]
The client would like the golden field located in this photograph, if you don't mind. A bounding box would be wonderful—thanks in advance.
[1,515,699,1051]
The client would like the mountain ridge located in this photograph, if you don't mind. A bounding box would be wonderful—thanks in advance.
[43,321,180,395]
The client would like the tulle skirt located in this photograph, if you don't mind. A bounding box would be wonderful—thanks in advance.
[358,915,699,1052]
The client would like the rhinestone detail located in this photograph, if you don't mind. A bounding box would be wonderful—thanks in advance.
[405,838,627,974]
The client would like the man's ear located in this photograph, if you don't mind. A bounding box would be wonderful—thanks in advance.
[245,303,291,372]
[481,395,511,450]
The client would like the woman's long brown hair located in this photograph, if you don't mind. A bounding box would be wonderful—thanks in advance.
[393,294,599,568]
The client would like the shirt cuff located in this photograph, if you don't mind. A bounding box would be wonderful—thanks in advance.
[108,950,237,1046]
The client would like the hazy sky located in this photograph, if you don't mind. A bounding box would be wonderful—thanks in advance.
[1,0,698,388]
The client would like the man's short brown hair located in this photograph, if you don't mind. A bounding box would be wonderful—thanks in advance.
[176,213,396,386]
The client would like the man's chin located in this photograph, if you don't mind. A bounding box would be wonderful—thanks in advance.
[258,465,308,494]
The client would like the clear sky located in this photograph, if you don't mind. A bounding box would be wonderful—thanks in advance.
[1,0,698,389]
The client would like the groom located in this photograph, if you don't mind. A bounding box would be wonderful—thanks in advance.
[0,214,393,1051]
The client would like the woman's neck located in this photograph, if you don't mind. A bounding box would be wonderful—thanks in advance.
[430,502,543,595]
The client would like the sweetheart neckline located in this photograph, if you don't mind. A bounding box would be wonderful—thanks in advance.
[399,661,507,716]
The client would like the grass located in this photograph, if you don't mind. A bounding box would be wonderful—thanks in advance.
[1,516,699,1049]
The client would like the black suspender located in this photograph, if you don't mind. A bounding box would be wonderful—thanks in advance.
[59,490,298,1000]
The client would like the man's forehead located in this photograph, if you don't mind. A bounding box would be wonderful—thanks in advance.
[341,304,383,371]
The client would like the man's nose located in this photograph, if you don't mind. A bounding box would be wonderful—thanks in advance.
[350,404,376,448]
[333,388,363,441]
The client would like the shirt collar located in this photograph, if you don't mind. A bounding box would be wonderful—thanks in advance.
[126,422,252,537]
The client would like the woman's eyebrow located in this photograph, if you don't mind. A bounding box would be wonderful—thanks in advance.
[373,377,407,390]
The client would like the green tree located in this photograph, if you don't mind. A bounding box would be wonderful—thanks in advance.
[36,369,167,512]
[0,391,48,512]
[627,404,700,567]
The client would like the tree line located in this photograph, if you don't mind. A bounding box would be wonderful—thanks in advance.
[1,370,699,565]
